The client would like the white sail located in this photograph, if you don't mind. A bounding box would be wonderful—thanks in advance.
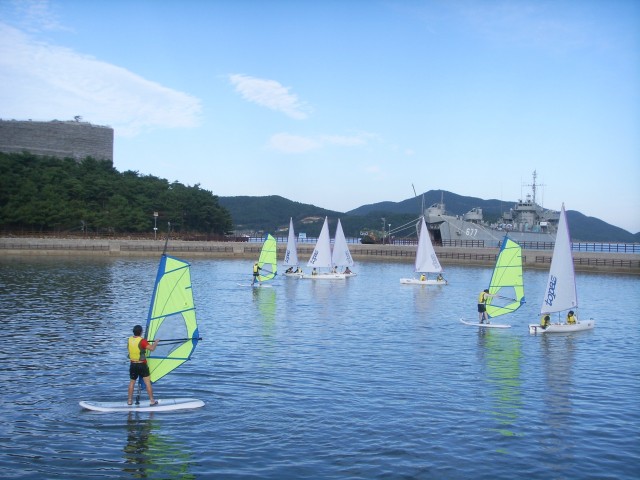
[540,204,577,314]
[331,219,354,268]
[307,217,333,269]
[283,218,299,267]
[415,217,442,273]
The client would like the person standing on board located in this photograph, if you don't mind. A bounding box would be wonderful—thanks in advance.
[252,262,261,286]
[478,289,496,324]
[128,325,159,406]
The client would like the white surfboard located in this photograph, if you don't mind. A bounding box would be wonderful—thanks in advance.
[79,398,204,412]
[459,318,511,329]
[237,283,273,288]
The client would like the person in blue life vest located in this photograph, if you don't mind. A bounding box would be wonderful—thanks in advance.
[478,289,496,323]
[566,310,577,324]
[540,314,551,329]
[128,325,159,406]
[252,262,261,285]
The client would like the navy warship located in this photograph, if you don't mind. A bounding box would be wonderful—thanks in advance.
[426,171,560,247]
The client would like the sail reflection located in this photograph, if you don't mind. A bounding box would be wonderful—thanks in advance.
[538,334,575,457]
[477,330,523,438]
[123,412,195,479]
[253,286,277,337]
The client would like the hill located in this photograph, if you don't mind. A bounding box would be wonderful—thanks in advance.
[220,192,639,243]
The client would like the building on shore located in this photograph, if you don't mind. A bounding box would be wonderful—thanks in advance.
[0,118,113,163]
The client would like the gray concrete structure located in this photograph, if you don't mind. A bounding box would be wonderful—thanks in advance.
[0,119,113,163]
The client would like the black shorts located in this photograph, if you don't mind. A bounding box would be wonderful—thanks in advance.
[129,362,150,380]
[477,304,486,313]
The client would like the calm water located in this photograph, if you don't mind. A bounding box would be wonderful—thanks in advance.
[0,256,638,479]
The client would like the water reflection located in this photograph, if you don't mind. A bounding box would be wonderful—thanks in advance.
[253,286,276,337]
[477,330,523,438]
[123,412,195,479]
[539,335,575,449]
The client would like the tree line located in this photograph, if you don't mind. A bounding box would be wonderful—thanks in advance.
[0,152,233,235]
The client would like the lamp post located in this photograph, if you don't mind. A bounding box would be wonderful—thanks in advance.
[388,224,391,245]
[153,212,158,240]
[381,217,386,244]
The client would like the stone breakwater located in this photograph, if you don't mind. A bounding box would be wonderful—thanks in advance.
[1,237,638,274]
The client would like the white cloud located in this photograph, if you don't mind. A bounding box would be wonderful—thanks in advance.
[267,132,375,154]
[267,133,321,153]
[229,74,310,120]
[0,23,202,137]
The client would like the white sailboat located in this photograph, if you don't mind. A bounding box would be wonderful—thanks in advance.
[301,217,345,280]
[400,217,446,285]
[283,218,303,277]
[332,219,356,276]
[529,204,595,334]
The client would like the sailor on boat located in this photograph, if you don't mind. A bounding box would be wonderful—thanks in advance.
[540,315,551,329]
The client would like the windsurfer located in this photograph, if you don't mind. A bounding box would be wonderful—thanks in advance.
[478,289,496,324]
[252,262,261,285]
[128,325,159,406]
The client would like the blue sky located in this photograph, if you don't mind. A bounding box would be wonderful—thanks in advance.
[1,0,639,233]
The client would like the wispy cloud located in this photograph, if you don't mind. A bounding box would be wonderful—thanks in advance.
[0,23,202,136]
[455,2,592,52]
[5,0,68,32]
[267,132,375,154]
[229,74,311,120]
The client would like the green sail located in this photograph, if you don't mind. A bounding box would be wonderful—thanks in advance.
[145,254,199,383]
[486,237,525,319]
[257,234,278,282]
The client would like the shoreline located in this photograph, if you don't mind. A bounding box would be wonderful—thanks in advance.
[1,237,638,274]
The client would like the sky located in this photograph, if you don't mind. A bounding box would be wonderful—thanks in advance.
[1,0,639,233]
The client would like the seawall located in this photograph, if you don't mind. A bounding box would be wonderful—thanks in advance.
[1,237,638,274]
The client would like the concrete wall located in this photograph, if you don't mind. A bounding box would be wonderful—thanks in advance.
[0,119,113,163]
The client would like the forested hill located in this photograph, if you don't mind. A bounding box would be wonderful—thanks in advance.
[219,193,639,243]
[0,152,233,235]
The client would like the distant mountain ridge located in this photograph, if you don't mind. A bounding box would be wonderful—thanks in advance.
[219,192,639,243]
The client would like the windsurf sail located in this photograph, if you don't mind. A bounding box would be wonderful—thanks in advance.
[145,254,200,383]
[486,236,525,319]
[257,234,277,282]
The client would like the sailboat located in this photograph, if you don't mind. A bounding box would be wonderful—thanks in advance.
[529,205,595,334]
[301,217,345,279]
[80,232,204,412]
[283,218,303,277]
[332,219,356,276]
[400,216,446,285]
[460,236,525,328]
[252,233,278,287]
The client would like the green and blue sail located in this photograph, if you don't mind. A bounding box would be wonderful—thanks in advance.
[144,254,199,383]
[486,236,526,319]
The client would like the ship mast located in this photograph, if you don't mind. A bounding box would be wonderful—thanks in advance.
[524,170,545,206]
